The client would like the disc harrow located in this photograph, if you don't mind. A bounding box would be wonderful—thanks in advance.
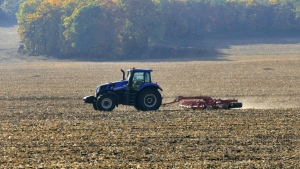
[163,96,242,110]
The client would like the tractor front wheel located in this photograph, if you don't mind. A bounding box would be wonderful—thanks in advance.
[96,93,116,111]
[137,89,162,111]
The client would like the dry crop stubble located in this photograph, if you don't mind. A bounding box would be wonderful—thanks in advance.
[0,56,300,168]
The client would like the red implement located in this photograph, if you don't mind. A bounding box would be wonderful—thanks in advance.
[163,96,242,110]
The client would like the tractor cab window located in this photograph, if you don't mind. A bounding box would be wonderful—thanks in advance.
[133,72,144,83]
[144,72,151,82]
[127,71,131,80]
[131,72,151,90]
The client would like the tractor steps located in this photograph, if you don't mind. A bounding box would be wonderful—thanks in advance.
[129,91,137,105]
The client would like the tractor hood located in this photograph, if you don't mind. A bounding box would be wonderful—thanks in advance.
[96,80,128,94]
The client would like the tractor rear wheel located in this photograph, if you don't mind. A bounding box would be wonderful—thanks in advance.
[134,105,141,111]
[96,93,116,111]
[137,89,162,111]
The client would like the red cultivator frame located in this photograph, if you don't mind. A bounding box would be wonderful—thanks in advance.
[163,96,242,110]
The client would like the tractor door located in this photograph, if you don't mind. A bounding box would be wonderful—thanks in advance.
[130,71,151,91]
[125,70,152,106]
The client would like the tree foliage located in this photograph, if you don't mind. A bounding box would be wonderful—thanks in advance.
[16,0,300,59]
[17,0,63,55]
[63,1,124,59]
[0,0,22,20]
[116,0,166,58]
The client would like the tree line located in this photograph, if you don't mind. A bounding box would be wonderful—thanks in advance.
[15,0,300,59]
[0,0,20,20]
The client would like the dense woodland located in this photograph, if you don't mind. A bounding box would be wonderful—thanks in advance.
[2,0,300,59]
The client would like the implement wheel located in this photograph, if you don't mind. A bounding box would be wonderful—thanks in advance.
[229,102,243,109]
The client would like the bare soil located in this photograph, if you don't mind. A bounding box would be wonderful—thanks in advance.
[0,24,300,168]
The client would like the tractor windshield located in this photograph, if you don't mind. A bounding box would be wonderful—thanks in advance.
[132,72,151,83]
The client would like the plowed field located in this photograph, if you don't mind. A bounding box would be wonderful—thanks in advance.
[0,58,300,168]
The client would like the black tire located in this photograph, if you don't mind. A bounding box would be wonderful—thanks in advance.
[96,93,116,111]
[134,105,141,111]
[229,102,243,109]
[137,89,162,111]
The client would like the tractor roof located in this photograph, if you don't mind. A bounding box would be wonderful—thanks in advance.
[128,68,153,72]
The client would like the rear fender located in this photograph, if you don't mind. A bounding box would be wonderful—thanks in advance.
[138,83,163,92]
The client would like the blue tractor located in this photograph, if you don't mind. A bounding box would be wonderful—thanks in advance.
[83,68,163,111]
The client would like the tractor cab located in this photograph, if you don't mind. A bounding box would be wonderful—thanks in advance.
[122,68,152,91]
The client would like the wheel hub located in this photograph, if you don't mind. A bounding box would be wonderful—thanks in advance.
[144,94,157,107]
[101,98,112,109]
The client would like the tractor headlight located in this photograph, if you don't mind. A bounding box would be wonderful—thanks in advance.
[96,86,101,94]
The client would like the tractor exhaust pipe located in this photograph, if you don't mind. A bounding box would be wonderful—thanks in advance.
[121,69,125,80]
